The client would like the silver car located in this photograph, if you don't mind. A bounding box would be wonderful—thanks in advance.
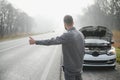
[79,26,116,69]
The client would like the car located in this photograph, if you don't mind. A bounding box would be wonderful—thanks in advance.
[79,26,116,69]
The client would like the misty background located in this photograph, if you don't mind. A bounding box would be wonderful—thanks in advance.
[0,0,120,39]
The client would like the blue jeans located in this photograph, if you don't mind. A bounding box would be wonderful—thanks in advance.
[63,67,83,80]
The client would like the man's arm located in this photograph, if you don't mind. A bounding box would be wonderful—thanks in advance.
[29,33,70,45]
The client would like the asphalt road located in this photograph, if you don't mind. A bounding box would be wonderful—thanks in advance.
[0,32,62,80]
[82,65,120,80]
[61,63,120,80]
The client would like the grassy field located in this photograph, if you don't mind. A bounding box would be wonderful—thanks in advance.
[112,31,120,63]
[112,31,120,48]
[116,48,120,64]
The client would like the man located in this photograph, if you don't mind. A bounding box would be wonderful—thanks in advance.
[29,15,85,80]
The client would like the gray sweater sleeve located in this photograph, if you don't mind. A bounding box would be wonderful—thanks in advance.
[35,32,69,45]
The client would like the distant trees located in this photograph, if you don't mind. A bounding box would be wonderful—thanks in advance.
[98,0,120,30]
[78,0,120,30]
[0,0,34,37]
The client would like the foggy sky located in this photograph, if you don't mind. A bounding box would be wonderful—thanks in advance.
[7,0,95,33]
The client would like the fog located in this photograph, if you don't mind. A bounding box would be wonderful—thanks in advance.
[32,14,82,33]
[7,0,95,33]
[32,14,64,33]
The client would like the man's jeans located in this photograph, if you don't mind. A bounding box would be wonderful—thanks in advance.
[63,67,83,80]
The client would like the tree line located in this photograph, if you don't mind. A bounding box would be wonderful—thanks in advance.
[0,0,34,38]
[78,0,120,30]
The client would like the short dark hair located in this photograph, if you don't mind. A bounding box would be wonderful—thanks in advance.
[64,15,73,26]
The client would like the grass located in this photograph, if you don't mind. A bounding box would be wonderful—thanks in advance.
[0,33,42,42]
[0,31,54,42]
[112,30,120,63]
[116,48,120,64]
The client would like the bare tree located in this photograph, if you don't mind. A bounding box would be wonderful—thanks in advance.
[0,0,34,38]
[78,0,120,30]
[97,0,120,30]
[0,0,8,37]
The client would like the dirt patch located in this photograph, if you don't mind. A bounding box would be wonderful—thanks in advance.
[112,31,120,48]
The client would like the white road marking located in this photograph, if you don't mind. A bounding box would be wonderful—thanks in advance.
[40,46,58,80]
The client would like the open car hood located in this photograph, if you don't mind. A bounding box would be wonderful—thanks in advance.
[79,26,113,42]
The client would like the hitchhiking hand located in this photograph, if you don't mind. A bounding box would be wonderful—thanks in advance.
[29,37,35,45]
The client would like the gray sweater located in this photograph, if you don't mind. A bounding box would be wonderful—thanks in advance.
[35,27,85,72]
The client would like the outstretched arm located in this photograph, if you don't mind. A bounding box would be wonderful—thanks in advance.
[29,33,70,45]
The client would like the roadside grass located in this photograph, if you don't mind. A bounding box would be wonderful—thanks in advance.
[116,48,120,64]
[0,32,44,42]
[112,30,120,64]
[0,31,54,42]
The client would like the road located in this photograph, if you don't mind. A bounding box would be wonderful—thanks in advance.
[82,65,120,80]
[61,64,120,80]
[0,32,120,80]
[0,32,62,80]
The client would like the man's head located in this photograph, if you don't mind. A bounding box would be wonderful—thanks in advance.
[63,15,74,30]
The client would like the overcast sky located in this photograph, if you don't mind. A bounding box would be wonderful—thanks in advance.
[8,0,95,17]
[7,0,95,33]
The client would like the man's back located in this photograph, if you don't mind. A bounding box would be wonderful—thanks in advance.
[29,15,84,80]
[62,27,85,72]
